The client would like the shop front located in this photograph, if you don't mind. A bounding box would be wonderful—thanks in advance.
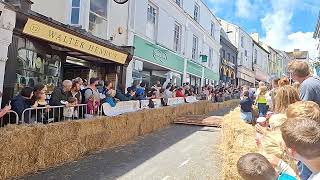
[186,60,203,87]
[219,58,236,85]
[237,66,255,86]
[204,67,219,86]
[131,35,184,87]
[2,9,132,106]
[254,66,268,86]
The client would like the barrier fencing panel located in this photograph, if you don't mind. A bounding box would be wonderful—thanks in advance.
[21,104,89,124]
[0,110,19,127]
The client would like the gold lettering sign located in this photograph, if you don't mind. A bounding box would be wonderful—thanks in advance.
[23,18,128,64]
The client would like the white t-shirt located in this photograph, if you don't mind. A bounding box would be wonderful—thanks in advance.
[308,172,320,180]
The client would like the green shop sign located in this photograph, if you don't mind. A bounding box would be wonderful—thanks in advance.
[204,67,219,81]
[133,35,184,73]
[187,60,203,77]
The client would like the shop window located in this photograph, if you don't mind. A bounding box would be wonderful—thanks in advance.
[15,38,61,95]
[71,0,80,25]
[173,22,181,52]
[192,35,198,60]
[89,0,108,39]
[146,3,157,41]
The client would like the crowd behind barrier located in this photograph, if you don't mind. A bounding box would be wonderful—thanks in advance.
[0,77,240,128]
[0,93,240,127]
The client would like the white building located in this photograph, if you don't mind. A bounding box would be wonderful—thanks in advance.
[220,19,255,86]
[31,0,221,89]
[126,0,221,88]
[251,33,269,84]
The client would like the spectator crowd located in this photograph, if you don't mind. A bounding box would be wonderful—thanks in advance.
[238,60,320,180]
[0,76,239,124]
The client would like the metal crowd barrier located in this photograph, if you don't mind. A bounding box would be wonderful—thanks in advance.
[2,95,239,126]
[21,104,89,124]
[0,110,19,127]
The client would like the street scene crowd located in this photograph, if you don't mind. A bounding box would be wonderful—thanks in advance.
[238,60,320,180]
[0,77,240,125]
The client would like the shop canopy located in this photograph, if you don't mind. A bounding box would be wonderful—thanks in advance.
[15,9,133,65]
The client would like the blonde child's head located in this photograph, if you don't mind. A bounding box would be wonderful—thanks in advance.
[274,85,300,113]
[259,86,268,96]
[268,113,287,131]
[286,101,320,121]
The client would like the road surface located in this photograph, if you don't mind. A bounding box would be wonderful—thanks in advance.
[21,108,231,180]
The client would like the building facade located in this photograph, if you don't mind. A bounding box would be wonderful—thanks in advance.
[1,0,133,106]
[219,29,237,85]
[0,2,16,105]
[220,19,255,86]
[313,11,320,76]
[125,0,221,88]
[251,33,269,85]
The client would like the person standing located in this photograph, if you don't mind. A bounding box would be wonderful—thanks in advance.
[289,60,320,105]
[11,87,34,123]
[83,77,100,103]
[287,60,319,180]
[240,90,254,124]
[256,86,268,117]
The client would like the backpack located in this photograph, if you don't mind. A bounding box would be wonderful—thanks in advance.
[81,88,93,104]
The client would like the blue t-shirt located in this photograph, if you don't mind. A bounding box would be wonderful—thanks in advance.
[278,172,297,180]
[240,97,253,112]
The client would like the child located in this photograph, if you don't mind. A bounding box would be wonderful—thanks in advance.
[281,116,320,180]
[63,97,78,120]
[86,94,100,117]
[237,153,297,180]
[285,101,320,180]
[256,117,267,147]
[256,86,268,117]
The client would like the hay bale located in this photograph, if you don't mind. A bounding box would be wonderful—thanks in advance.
[220,108,257,180]
[36,140,84,168]
[0,125,44,179]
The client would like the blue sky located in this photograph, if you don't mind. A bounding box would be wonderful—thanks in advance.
[204,0,320,59]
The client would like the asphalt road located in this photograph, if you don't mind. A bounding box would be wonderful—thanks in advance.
[21,108,231,180]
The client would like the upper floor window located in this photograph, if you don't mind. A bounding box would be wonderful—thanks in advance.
[245,50,248,57]
[232,56,235,64]
[71,0,80,24]
[192,35,198,60]
[194,3,200,22]
[241,36,244,48]
[175,0,182,7]
[222,49,225,58]
[209,48,213,68]
[254,49,257,64]
[173,22,181,52]
[240,52,243,65]
[210,22,215,38]
[146,3,158,41]
[89,0,108,39]
[227,53,230,61]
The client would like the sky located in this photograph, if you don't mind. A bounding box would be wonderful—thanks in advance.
[204,0,320,60]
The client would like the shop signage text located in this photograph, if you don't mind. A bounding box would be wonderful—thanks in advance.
[23,18,128,64]
[153,49,167,63]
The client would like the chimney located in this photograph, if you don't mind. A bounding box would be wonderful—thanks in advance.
[251,33,259,42]
[5,0,33,11]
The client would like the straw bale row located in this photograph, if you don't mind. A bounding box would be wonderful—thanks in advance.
[0,100,239,179]
[220,108,257,180]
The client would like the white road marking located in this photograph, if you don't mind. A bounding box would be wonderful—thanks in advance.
[178,158,191,168]
[181,144,193,153]
[162,175,171,180]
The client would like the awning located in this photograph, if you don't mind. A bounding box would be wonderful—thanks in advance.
[16,10,133,65]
